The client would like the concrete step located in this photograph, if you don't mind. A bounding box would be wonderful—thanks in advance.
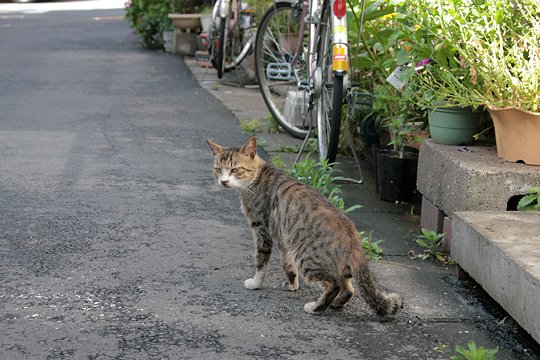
[417,139,540,216]
[452,211,540,344]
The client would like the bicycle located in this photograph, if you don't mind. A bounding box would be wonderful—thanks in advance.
[208,0,257,79]
[254,0,369,166]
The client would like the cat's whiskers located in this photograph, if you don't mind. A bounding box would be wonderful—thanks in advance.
[237,182,255,197]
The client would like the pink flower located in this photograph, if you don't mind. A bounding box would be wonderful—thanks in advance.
[417,58,431,67]
[415,58,431,73]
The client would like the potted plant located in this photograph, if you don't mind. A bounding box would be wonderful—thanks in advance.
[167,0,206,55]
[373,83,423,202]
[167,0,206,31]
[405,0,540,164]
[348,1,424,202]
[395,0,487,146]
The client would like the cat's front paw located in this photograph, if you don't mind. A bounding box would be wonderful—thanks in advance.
[303,302,319,314]
[281,281,299,291]
[244,278,262,290]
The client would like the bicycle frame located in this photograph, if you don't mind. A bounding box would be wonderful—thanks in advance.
[330,0,348,74]
[255,0,366,181]
[290,0,350,155]
[283,0,349,93]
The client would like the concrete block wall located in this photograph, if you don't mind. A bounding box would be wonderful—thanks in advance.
[417,140,540,216]
[417,140,540,250]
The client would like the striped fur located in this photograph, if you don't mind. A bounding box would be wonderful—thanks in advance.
[206,137,403,317]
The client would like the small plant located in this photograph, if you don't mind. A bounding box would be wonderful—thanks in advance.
[413,228,453,264]
[239,119,264,136]
[276,138,318,153]
[211,83,220,91]
[305,137,319,152]
[265,113,281,134]
[360,231,384,261]
[276,144,301,153]
[451,341,498,360]
[271,155,287,170]
[517,187,540,211]
[271,156,362,214]
[434,344,450,353]
[255,137,267,146]
[415,228,443,257]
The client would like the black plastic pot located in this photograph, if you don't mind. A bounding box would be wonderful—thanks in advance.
[374,145,418,202]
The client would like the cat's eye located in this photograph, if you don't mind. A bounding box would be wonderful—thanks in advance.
[214,167,221,173]
[230,168,239,174]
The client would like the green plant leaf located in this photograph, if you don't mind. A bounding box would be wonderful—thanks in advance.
[416,239,429,248]
[517,194,537,210]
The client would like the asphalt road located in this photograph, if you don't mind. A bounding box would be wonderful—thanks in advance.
[0,3,538,360]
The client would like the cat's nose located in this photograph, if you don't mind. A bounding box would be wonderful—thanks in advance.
[221,180,229,187]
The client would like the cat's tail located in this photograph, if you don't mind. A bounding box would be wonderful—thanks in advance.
[354,263,403,317]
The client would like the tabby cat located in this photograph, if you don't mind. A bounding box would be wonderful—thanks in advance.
[206,137,403,316]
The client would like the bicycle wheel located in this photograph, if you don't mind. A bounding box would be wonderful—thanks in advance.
[316,1,343,163]
[217,16,228,78]
[210,17,227,78]
[255,1,309,138]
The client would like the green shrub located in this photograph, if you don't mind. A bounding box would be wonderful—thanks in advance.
[125,0,204,49]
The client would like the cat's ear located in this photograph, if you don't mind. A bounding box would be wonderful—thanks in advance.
[240,137,257,159]
[206,139,225,156]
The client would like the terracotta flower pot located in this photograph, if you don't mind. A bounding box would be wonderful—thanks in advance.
[488,106,540,166]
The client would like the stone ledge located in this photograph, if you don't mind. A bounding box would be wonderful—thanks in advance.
[452,211,540,344]
[417,139,540,216]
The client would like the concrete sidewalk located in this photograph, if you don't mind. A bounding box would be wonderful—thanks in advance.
[184,58,539,359]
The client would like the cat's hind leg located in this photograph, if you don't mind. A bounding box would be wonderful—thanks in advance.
[332,277,355,308]
[303,280,340,314]
[280,248,299,291]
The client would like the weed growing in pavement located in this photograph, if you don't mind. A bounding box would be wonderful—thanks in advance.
[271,156,362,214]
[211,83,220,91]
[303,137,319,152]
[360,231,383,260]
[274,138,318,153]
[411,228,454,264]
[265,113,281,134]
[271,155,287,169]
[451,341,498,360]
[239,119,265,136]
[435,341,498,360]
[255,137,267,146]
[434,344,450,353]
[275,144,300,153]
